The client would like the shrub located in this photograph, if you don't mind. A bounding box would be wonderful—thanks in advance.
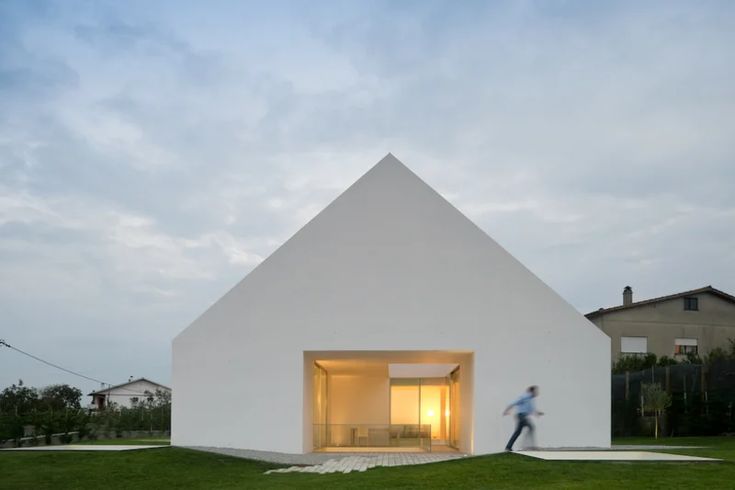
[612,353,658,374]
[656,356,678,367]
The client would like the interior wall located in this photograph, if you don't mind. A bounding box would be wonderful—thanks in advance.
[390,384,419,424]
[459,355,474,454]
[328,374,389,425]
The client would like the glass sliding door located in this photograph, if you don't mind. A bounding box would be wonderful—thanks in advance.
[389,378,429,449]
[420,378,450,444]
[390,376,454,448]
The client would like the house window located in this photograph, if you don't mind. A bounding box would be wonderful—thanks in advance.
[131,397,139,404]
[684,297,699,311]
[621,336,648,355]
[674,338,698,356]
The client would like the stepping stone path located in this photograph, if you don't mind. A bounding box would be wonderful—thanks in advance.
[265,453,464,475]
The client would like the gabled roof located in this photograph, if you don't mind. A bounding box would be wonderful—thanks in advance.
[585,285,735,319]
[88,377,171,396]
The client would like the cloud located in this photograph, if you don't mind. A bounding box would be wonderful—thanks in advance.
[0,0,733,395]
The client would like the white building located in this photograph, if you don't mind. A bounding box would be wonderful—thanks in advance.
[89,377,171,410]
[172,154,610,456]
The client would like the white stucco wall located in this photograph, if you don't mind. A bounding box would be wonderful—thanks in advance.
[172,155,610,455]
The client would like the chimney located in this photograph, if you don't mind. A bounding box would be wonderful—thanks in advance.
[623,286,633,306]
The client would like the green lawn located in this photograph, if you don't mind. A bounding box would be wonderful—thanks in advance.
[0,438,733,489]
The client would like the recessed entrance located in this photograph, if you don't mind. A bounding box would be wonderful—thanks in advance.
[304,351,473,453]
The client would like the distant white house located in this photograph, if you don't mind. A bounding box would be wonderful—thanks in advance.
[88,377,171,410]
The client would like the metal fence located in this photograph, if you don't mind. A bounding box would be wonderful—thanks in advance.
[612,360,735,437]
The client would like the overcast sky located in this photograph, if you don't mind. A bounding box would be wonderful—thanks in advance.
[1,1,734,398]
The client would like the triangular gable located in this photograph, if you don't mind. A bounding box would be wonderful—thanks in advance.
[88,377,170,396]
[176,154,605,344]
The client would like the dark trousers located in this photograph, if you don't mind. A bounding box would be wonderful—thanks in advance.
[506,413,534,450]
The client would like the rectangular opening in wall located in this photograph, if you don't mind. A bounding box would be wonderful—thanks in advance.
[674,338,698,356]
[684,297,699,311]
[304,351,473,453]
[621,336,647,355]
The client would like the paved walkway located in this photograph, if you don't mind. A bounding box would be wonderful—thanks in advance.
[265,452,465,474]
[610,445,707,450]
[517,450,719,462]
[2,445,169,452]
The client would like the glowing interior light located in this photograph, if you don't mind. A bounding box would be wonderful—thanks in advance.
[427,409,435,417]
[445,409,450,417]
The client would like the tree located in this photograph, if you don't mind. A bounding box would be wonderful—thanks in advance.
[0,380,39,416]
[39,384,82,411]
[641,382,671,439]
[706,338,735,363]
[153,389,171,407]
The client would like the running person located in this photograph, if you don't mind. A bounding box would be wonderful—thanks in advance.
[503,385,544,451]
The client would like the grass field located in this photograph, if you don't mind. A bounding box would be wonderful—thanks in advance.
[0,437,733,489]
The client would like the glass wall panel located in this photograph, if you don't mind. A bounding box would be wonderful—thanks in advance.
[391,377,454,446]
[449,367,460,448]
[420,379,449,443]
[312,363,328,449]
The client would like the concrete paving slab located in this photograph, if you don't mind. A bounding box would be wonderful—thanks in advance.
[610,445,707,450]
[1,445,169,452]
[517,450,719,462]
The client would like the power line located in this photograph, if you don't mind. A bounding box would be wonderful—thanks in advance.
[0,339,166,396]
[0,339,110,386]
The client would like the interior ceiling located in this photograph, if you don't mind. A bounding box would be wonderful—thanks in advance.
[388,363,458,378]
[311,351,472,376]
[316,359,459,377]
[317,358,388,376]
